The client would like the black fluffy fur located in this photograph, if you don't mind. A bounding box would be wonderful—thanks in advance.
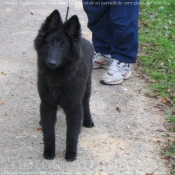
[34,10,94,162]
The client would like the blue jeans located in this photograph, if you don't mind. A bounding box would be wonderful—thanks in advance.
[82,0,140,63]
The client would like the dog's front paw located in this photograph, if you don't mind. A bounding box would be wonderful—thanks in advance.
[44,149,55,160]
[83,120,94,128]
[65,152,77,162]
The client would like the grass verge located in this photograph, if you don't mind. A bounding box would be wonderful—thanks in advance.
[139,0,175,99]
[165,109,175,174]
[139,0,175,173]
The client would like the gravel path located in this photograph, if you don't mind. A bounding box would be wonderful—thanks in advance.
[0,1,169,174]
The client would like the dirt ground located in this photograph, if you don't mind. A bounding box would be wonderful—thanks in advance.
[0,1,170,175]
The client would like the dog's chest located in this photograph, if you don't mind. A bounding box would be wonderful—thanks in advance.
[48,81,80,106]
[49,84,64,104]
[43,68,82,105]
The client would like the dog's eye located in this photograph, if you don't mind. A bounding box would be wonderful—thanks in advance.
[48,40,53,46]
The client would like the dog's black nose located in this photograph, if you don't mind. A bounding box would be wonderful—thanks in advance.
[48,60,57,66]
[47,60,57,69]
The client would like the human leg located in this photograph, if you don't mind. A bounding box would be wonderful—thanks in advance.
[110,1,140,63]
[82,0,112,55]
[101,1,140,84]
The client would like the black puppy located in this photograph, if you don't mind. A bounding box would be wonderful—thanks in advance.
[34,10,94,161]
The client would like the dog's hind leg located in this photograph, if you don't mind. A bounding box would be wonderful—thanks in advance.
[82,78,94,128]
[64,104,83,161]
[40,102,57,160]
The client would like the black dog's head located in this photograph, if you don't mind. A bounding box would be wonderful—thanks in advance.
[34,10,81,70]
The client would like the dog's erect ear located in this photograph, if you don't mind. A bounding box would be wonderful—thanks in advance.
[44,9,62,31]
[64,15,81,40]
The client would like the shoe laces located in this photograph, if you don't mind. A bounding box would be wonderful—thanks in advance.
[93,52,101,62]
[108,60,129,75]
[108,60,121,74]
[93,52,111,62]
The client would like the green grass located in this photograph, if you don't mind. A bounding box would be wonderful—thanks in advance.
[166,109,175,174]
[139,0,175,173]
[139,0,175,99]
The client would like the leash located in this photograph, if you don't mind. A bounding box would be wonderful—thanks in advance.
[65,0,71,21]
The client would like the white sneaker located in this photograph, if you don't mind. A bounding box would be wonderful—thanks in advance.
[93,53,112,69]
[101,59,131,85]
